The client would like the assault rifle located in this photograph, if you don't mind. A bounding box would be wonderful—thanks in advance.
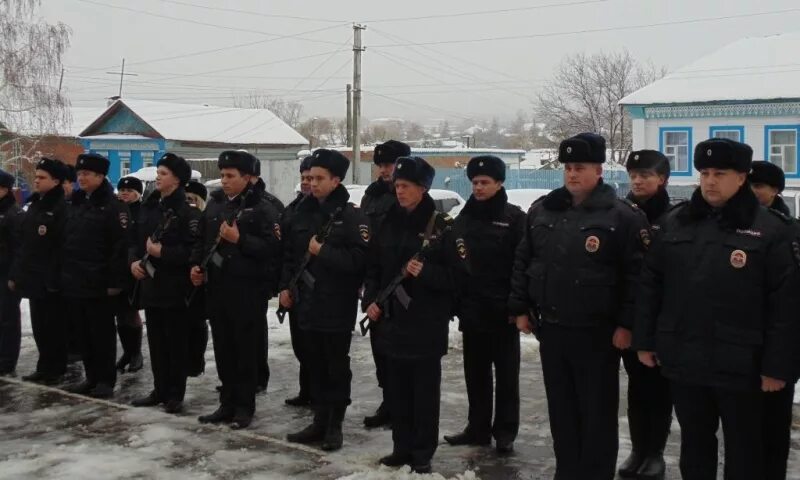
[129,209,175,305]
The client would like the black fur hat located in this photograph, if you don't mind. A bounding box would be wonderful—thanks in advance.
[625,150,671,179]
[466,155,506,182]
[393,156,435,189]
[117,176,143,194]
[308,149,350,179]
[76,152,110,175]
[185,180,208,201]
[157,152,191,185]
[36,157,68,182]
[218,150,258,176]
[374,140,411,165]
[0,170,14,189]
[748,161,785,192]
[694,138,752,173]
[559,133,606,164]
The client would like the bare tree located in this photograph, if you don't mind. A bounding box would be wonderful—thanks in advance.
[233,92,304,128]
[536,51,665,162]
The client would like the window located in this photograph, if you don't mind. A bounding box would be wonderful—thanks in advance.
[709,126,744,142]
[659,127,692,175]
[119,151,131,177]
[765,126,800,175]
[141,152,154,168]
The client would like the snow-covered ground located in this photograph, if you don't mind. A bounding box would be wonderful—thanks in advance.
[1,300,797,479]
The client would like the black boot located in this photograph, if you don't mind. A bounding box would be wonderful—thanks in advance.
[126,326,144,372]
[363,401,391,428]
[379,452,412,467]
[198,406,234,424]
[131,390,161,407]
[618,406,649,478]
[285,394,311,407]
[444,427,491,446]
[637,407,671,480]
[116,324,133,372]
[287,407,327,444]
[230,408,253,430]
[321,406,346,451]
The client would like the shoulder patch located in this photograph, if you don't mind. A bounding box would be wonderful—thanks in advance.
[273,222,282,240]
[358,224,370,242]
[188,218,200,235]
[118,211,129,229]
[455,237,468,260]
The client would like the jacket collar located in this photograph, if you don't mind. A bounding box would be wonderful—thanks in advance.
[542,179,616,212]
[388,193,436,232]
[462,187,508,220]
[72,179,113,207]
[27,185,64,208]
[0,193,15,213]
[210,182,259,209]
[365,178,392,197]
[679,184,760,230]
[145,187,186,212]
[770,195,791,217]
[626,187,670,224]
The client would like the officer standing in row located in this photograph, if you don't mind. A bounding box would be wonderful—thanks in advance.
[11,160,67,382]
[184,180,209,378]
[445,155,525,455]
[360,139,411,429]
[0,170,22,377]
[63,163,81,363]
[618,150,673,480]
[193,151,282,429]
[63,164,76,201]
[62,153,131,398]
[115,176,144,373]
[634,139,798,480]
[747,160,796,480]
[283,149,369,451]
[131,153,199,414]
[509,133,649,480]
[281,155,314,407]
[363,156,464,474]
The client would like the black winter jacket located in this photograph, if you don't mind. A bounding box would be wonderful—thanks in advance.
[360,179,397,236]
[61,180,131,299]
[453,188,525,332]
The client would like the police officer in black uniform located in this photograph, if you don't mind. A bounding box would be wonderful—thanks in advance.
[62,162,81,363]
[363,156,465,474]
[360,139,411,428]
[62,153,131,398]
[193,150,282,429]
[0,170,22,377]
[185,180,209,377]
[115,176,145,373]
[11,160,67,382]
[130,153,199,414]
[63,164,77,201]
[283,149,369,451]
[281,155,314,407]
[748,160,796,480]
[444,155,525,454]
[618,150,673,480]
[509,133,649,480]
[634,138,799,480]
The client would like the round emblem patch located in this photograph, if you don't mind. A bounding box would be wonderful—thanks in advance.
[585,235,600,253]
[37,225,47,236]
[730,249,747,269]
[707,149,713,156]
[566,146,573,154]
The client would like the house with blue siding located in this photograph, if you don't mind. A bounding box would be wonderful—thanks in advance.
[620,33,800,187]
[78,98,308,201]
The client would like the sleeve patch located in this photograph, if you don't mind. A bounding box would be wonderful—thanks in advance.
[455,238,468,260]
[273,223,282,241]
[359,224,370,242]
[639,228,651,248]
[119,212,129,229]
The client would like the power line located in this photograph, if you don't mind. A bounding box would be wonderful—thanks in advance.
[369,8,800,47]
[365,0,608,23]
[156,0,347,23]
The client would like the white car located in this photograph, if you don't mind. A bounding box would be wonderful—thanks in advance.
[505,188,551,212]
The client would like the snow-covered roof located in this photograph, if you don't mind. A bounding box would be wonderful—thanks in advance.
[620,32,800,106]
[80,99,308,146]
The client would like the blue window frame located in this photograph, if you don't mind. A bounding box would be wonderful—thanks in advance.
[659,127,692,176]
[709,125,745,143]
[765,125,800,177]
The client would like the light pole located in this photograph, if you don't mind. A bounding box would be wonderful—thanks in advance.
[309,116,319,149]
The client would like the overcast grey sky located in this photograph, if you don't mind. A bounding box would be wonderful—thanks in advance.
[40,0,800,123]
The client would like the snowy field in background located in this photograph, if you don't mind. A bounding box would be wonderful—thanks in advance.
[1,300,797,480]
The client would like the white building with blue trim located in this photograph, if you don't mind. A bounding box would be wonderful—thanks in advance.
[620,33,800,186]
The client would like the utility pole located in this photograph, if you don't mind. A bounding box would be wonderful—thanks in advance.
[346,84,352,148]
[352,24,366,184]
[106,58,138,98]
[58,68,64,93]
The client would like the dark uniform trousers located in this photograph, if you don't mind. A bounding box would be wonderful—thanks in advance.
[671,381,763,480]
[69,296,117,387]
[257,304,270,389]
[621,350,672,453]
[370,331,390,399]
[288,312,310,398]
[145,307,188,402]
[185,297,208,376]
[209,284,263,416]
[29,293,67,376]
[0,279,21,373]
[462,329,520,442]
[763,384,795,480]
[303,330,352,407]
[539,323,620,480]
[387,356,442,465]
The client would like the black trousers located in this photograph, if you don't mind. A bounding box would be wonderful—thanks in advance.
[303,330,352,408]
[68,296,117,387]
[369,328,390,407]
[621,350,672,454]
[539,324,620,480]
[208,284,263,416]
[288,312,310,398]
[387,356,442,465]
[145,307,188,403]
[763,383,795,480]
[0,279,21,373]
[29,294,67,376]
[462,328,520,443]
[256,304,269,389]
[671,381,763,480]
[186,295,208,376]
